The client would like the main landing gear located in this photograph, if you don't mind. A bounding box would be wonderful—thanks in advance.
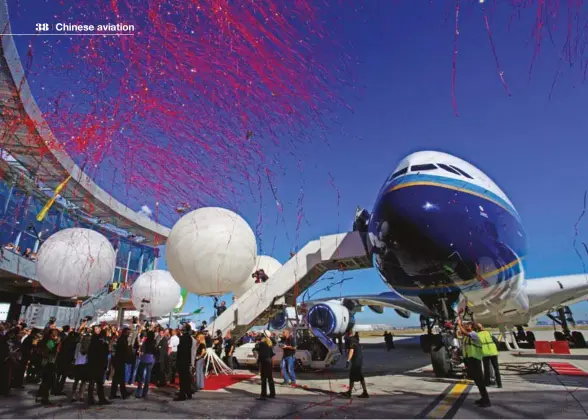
[547,307,587,348]
[497,326,535,351]
[499,307,587,350]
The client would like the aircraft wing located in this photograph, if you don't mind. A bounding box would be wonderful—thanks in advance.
[306,291,432,317]
[526,274,588,318]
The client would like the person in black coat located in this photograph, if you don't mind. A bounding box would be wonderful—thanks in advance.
[255,330,275,400]
[18,330,36,386]
[87,327,111,405]
[53,328,77,395]
[174,324,193,401]
[0,331,11,395]
[110,327,131,399]
[156,330,169,386]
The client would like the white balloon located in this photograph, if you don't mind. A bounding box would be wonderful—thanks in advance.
[36,228,116,298]
[131,270,181,317]
[235,255,283,298]
[165,207,257,296]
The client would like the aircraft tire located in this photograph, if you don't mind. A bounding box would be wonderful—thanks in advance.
[554,331,565,341]
[526,331,536,347]
[571,331,587,348]
[430,345,452,378]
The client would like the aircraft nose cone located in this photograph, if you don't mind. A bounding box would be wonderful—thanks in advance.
[368,190,449,277]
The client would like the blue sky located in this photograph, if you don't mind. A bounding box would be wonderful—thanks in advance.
[8,1,588,326]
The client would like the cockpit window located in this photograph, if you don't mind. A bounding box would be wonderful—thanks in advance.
[410,164,437,172]
[389,167,408,180]
[449,165,473,179]
[437,163,460,175]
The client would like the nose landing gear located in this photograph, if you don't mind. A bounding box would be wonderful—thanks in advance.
[419,296,464,378]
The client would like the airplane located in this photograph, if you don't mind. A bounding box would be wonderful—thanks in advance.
[267,150,588,378]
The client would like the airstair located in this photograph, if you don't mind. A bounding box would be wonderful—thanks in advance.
[24,287,125,328]
[210,231,372,342]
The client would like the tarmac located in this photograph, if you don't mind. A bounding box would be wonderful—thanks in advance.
[1,330,588,418]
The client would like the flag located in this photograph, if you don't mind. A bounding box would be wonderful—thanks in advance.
[192,306,204,315]
[173,288,189,313]
[37,175,72,222]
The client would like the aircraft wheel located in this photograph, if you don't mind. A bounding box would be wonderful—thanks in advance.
[430,346,452,378]
[571,331,587,348]
[554,331,565,341]
[526,331,536,347]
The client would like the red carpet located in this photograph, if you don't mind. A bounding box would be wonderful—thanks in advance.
[164,374,255,391]
[549,362,588,377]
[202,374,255,391]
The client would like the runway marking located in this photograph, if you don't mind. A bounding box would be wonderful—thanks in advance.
[422,380,472,419]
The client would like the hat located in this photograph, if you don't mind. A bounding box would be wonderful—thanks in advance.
[264,330,272,338]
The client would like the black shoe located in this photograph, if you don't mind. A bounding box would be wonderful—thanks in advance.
[173,396,187,401]
[268,394,276,399]
[358,393,369,399]
[110,395,120,399]
[98,399,112,405]
[257,396,267,400]
[340,392,351,398]
[478,401,491,408]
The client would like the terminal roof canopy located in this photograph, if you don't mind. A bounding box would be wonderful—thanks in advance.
[0,1,170,246]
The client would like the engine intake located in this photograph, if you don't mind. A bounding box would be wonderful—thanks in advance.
[308,302,351,336]
[269,310,287,330]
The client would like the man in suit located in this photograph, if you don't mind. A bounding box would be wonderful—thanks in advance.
[174,324,193,401]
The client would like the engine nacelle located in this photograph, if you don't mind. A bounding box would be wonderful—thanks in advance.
[269,310,287,330]
[395,308,411,319]
[308,302,351,336]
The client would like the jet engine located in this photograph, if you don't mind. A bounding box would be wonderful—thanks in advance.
[308,302,352,336]
[269,310,287,330]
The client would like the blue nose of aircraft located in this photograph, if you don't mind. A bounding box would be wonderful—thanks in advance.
[368,179,526,297]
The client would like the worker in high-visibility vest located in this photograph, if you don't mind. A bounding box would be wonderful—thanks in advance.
[476,323,502,388]
[457,318,491,407]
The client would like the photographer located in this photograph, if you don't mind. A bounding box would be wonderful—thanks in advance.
[126,316,141,385]
[213,298,227,317]
[252,269,269,284]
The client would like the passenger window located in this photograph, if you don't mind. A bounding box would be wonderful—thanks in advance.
[437,164,460,175]
[388,167,408,181]
[410,164,437,172]
[450,165,473,179]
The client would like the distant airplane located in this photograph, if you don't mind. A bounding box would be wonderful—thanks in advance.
[269,151,588,378]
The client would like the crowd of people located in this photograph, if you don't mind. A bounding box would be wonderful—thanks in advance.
[2,243,37,261]
[0,316,237,405]
[1,308,506,408]
[0,313,375,404]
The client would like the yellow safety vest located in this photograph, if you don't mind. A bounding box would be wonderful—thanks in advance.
[463,335,483,360]
[478,330,498,357]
